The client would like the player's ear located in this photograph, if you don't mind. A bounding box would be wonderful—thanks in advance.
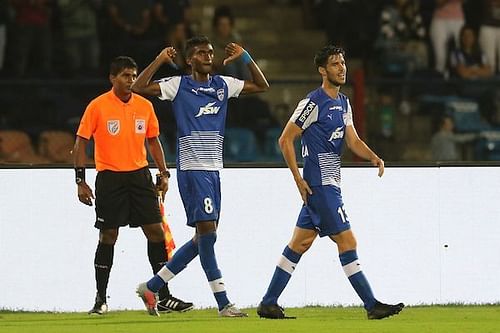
[318,66,326,76]
[109,74,115,85]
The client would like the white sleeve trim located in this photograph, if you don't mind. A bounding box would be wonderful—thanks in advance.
[345,99,354,126]
[290,98,319,130]
[157,76,181,101]
[220,75,244,98]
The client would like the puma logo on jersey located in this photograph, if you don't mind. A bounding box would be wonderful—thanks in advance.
[195,102,220,117]
[328,127,344,141]
[192,87,216,95]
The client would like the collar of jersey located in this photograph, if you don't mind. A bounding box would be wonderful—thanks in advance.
[109,89,135,105]
[187,75,213,87]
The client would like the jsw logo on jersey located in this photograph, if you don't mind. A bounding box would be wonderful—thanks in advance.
[195,102,220,117]
[328,127,344,141]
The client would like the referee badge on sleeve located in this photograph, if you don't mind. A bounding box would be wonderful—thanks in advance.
[135,119,146,134]
[107,120,120,135]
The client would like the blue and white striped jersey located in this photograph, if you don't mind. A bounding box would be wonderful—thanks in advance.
[290,87,353,188]
[158,75,244,171]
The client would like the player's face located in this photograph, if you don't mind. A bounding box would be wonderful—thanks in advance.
[324,53,347,86]
[110,68,137,95]
[188,43,214,74]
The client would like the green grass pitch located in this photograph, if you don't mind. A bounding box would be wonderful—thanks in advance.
[1,305,499,333]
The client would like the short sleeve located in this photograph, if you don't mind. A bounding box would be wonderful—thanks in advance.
[289,98,319,130]
[146,103,160,138]
[157,76,181,101]
[220,75,244,98]
[345,99,354,126]
[76,101,97,139]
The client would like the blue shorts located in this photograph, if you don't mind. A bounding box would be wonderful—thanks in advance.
[296,185,351,237]
[177,170,221,227]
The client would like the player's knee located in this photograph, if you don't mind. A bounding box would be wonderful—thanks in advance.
[99,229,118,244]
[146,230,165,243]
[142,223,165,243]
[196,221,217,235]
[290,239,314,254]
[337,237,357,253]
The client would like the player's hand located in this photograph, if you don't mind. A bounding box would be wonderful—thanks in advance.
[371,157,385,177]
[157,47,177,64]
[295,177,313,205]
[156,177,169,202]
[223,42,245,66]
[77,182,95,206]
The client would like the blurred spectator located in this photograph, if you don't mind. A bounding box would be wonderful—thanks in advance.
[58,0,101,77]
[449,25,493,79]
[478,0,500,74]
[431,114,477,160]
[106,0,154,68]
[375,0,428,76]
[210,5,249,79]
[430,0,465,74]
[450,25,496,123]
[0,0,8,73]
[313,0,381,59]
[152,0,194,37]
[9,0,53,77]
[164,21,188,74]
[431,115,459,160]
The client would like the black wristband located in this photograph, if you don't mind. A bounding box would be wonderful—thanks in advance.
[75,167,85,184]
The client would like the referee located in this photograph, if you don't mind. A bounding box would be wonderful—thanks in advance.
[73,56,192,315]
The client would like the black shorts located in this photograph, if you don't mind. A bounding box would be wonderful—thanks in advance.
[94,167,162,230]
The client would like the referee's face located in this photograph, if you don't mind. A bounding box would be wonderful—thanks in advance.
[324,53,346,87]
[110,68,137,95]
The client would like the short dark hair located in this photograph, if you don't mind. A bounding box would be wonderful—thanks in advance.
[185,36,211,58]
[110,56,137,76]
[314,45,345,69]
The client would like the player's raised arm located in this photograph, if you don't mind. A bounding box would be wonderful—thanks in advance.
[131,47,177,96]
[223,42,269,94]
[345,124,384,177]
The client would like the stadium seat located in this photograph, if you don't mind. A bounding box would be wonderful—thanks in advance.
[475,131,500,161]
[0,130,48,164]
[38,130,75,163]
[146,133,176,165]
[224,128,258,162]
[84,137,95,160]
[261,127,304,163]
[445,98,490,133]
[262,127,283,162]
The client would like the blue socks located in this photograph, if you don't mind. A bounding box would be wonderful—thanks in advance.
[261,246,302,305]
[198,232,229,311]
[147,238,199,292]
[144,231,234,311]
[339,250,376,310]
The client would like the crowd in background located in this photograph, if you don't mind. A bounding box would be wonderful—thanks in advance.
[0,0,498,79]
[0,0,500,164]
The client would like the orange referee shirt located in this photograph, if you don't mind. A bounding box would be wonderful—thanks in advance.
[77,89,160,172]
